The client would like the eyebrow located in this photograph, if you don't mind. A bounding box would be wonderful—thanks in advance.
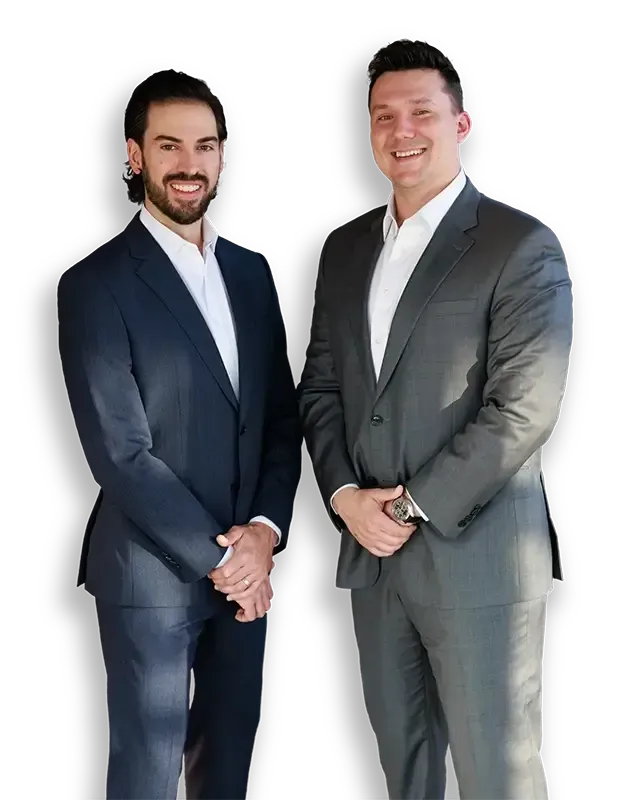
[153,135,219,144]
[371,97,434,112]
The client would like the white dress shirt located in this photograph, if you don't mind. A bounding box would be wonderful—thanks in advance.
[331,169,468,521]
[140,207,281,566]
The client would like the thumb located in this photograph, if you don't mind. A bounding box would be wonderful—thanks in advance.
[374,485,404,501]
[217,526,245,547]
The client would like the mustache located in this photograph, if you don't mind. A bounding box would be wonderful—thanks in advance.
[165,173,209,186]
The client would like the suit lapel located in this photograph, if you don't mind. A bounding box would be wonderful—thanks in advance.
[374,181,480,399]
[344,213,384,393]
[215,237,259,422]
[127,215,238,410]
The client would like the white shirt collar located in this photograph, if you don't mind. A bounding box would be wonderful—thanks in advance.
[383,168,467,241]
[139,205,219,261]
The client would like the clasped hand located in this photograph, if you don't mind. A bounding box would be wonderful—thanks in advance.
[208,522,277,623]
[333,485,417,557]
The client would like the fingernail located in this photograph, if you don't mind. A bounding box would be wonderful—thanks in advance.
[226,596,232,601]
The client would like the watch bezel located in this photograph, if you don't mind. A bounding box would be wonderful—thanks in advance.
[392,495,415,522]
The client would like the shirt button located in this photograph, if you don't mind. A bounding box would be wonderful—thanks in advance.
[371,415,384,426]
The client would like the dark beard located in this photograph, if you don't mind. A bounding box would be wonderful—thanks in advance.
[143,167,218,225]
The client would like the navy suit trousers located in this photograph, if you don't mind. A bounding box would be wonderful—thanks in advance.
[96,601,267,800]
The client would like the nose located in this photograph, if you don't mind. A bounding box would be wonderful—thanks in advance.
[175,148,203,177]
[394,110,418,140]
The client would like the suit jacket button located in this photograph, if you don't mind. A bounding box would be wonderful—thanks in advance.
[240,425,247,435]
[371,415,384,426]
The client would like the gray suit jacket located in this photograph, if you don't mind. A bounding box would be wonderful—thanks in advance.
[299,179,572,609]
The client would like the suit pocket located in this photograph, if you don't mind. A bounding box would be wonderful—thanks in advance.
[426,299,478,315]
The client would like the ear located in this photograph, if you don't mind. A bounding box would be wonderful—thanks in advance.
[456,111,472,144]
[127,138,143,175]
[219,141,226,175]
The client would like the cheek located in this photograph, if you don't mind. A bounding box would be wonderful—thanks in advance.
[151,153,178,181]
[371,132,389,159]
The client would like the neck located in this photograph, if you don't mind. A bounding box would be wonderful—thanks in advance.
[393,166,461,227]
[144,198,203,249]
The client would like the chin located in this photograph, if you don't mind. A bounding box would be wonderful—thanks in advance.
[391,172,425,190]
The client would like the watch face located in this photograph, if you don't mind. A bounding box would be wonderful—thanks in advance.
[393,497,411,522]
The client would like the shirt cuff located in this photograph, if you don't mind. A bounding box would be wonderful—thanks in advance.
[249,516,282,546]
[215,546,234,568]
[330,483,359,512]
[404,488,429,521]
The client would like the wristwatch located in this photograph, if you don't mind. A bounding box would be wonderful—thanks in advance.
[391,495,423,525]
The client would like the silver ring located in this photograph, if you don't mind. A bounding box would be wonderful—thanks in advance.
[242,578,250,587]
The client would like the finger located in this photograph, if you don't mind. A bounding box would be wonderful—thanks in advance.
[226,579,265,602]
[210,557,245,583]
[225,574,271,602]
[354,533,397,556]
[370,485,404,502]
[216,526,245,547]
[356,539,396,558]
[254,587,271,616]
[254,598,268,617]
[376,516,416,539]
[236,601,258,623]
[217,566,264,594]
[367,541,399,556]
[365,523,412,546]
[364,543,397,557]
[212,560,252,588]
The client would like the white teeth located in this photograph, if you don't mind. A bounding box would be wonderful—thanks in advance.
[394,148,425,158]
[171,183,201,192]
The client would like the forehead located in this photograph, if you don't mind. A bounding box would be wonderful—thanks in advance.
[144,100,218,140]
[370,69,451,110]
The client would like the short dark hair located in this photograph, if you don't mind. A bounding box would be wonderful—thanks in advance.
[368,40,463,113]
[123,69,227,204]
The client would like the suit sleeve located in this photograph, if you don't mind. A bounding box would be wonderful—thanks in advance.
[406,223,573,537]
[248,255,302,551]
[58,267,227,581]
[298,234,359,529]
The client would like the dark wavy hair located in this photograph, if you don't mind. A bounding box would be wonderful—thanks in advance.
[123,70,228,204]
[368,40,463,113]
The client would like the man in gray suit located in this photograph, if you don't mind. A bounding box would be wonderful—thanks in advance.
[299,40,572,799]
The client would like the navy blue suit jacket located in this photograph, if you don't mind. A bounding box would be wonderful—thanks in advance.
[58,213,301,607]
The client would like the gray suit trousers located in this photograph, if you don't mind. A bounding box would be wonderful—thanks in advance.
[351,553,548,800]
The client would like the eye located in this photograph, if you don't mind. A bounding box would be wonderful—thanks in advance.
[376,114,392,122]
[160,144,177,151]
[413,109,430,116]
[197,144,214,151]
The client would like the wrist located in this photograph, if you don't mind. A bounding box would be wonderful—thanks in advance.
[250,521,278,548]
[333,486,358,518]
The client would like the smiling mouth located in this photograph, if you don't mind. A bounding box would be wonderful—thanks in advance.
[169,182,204,194]
[391,147,427,160]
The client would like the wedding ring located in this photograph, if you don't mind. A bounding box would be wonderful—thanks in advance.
[242,578,250,587]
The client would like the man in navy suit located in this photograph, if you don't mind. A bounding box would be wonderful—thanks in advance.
[58,70,301,800]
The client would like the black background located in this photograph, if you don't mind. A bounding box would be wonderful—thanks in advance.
[17,25,615,800]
